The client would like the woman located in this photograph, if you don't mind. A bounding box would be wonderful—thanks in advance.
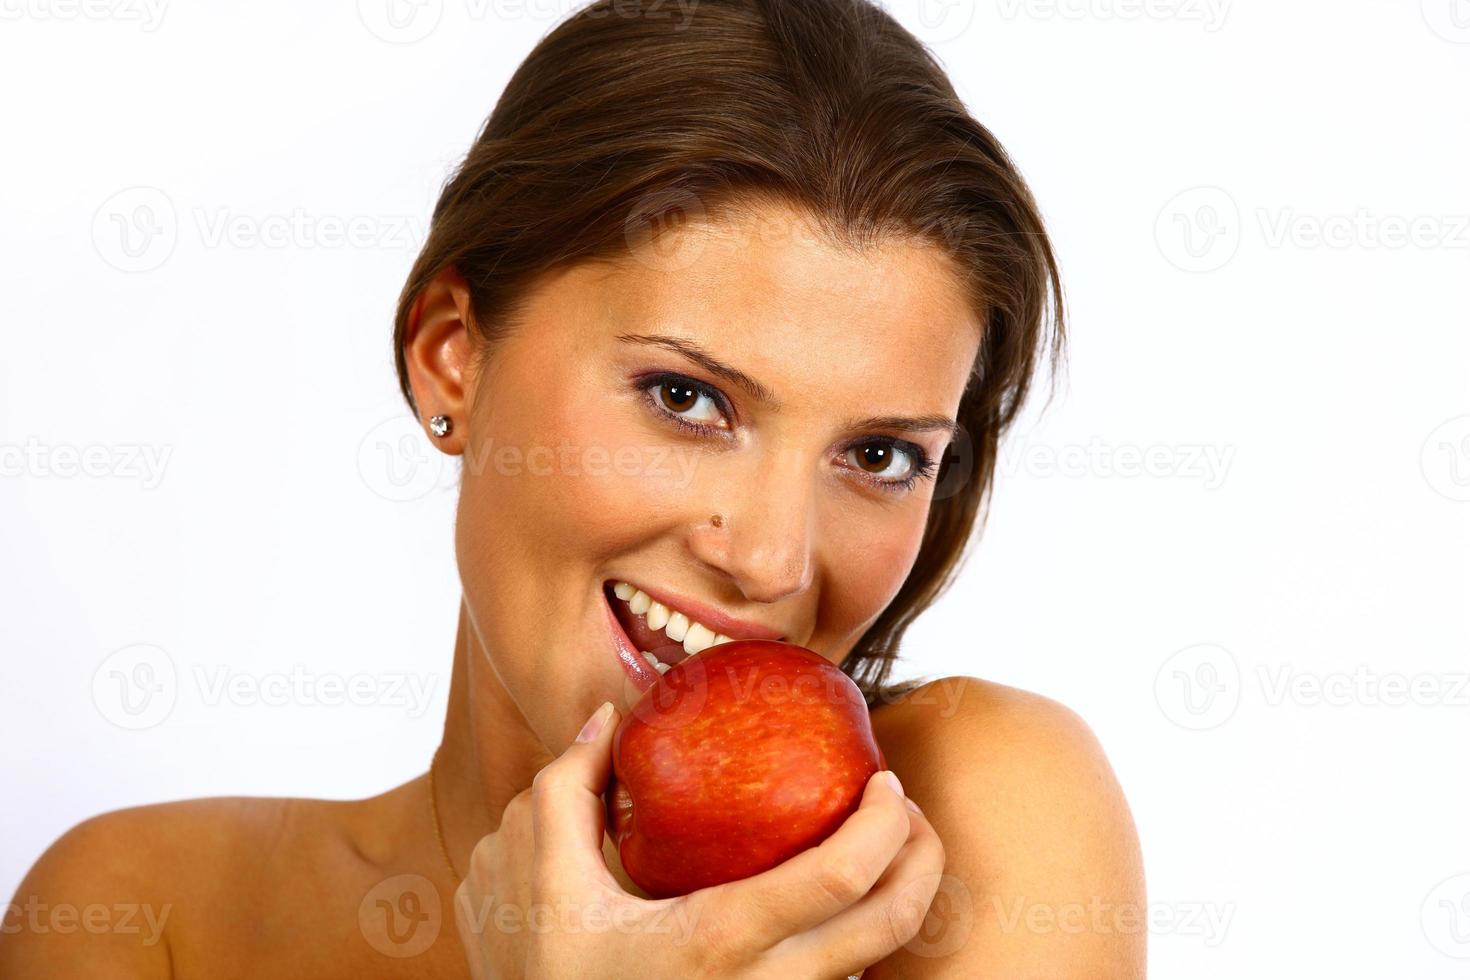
[1,0,1144,976]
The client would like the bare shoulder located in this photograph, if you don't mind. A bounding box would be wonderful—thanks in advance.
[867,676,1147,978]
[0,795,358,979]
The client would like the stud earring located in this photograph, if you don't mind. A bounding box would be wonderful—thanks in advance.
[428,415,453,438]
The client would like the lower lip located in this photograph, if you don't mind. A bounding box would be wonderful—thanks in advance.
[602,582,659,695]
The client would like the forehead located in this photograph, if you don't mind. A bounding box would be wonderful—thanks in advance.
[538,201,982,410]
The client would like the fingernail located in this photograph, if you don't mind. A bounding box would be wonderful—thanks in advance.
[576,701,613,743]
[882,770,904,797]
[904,797,922,815]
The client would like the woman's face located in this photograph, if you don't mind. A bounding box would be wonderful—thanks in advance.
[447,201,981,750]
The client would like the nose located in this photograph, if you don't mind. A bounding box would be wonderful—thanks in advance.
[688,451,816,606]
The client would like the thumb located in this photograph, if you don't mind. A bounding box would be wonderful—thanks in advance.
[532,700,620,879]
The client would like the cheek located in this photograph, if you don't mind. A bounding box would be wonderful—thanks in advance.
[453,381,696,582]
[816,503,929,655]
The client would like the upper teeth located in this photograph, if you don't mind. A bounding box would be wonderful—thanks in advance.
[612,580,735,667]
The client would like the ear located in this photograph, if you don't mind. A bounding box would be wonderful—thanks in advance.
[402,266,476,455]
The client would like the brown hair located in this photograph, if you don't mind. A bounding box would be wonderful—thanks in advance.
[392,0,1066,709]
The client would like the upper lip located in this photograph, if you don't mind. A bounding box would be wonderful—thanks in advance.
[607,579,787,643]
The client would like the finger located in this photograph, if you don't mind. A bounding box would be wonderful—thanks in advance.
[529,700,622,885]
[707,769,912,948]
[775,803,945,978]
[452,879,490,980]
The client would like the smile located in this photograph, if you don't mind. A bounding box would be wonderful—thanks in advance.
[602,579,785,676]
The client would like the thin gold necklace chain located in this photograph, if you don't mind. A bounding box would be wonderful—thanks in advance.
[428,746,461,881]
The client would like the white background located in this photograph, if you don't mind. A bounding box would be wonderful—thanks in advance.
[2,0,1468,975]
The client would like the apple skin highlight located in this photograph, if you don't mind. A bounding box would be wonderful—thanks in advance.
[605,640,884,899]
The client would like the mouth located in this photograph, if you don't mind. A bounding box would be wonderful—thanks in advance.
[601,578,784,677]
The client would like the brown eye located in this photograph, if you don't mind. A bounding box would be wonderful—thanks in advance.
[645,375,727,428]
[846,442,916,482]
[659,382,700,413]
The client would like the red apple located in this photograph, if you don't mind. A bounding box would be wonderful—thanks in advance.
[605,639,885,899]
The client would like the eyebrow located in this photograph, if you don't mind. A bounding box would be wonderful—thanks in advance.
[616,332,959,440]
[616,333,779,406]
[842,413,960,440]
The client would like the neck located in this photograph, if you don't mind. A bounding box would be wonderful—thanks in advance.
[428,596,556,882]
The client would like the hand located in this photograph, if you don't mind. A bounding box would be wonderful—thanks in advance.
[452,700,945,980]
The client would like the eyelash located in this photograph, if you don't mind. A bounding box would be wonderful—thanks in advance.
[637,371,940,494]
